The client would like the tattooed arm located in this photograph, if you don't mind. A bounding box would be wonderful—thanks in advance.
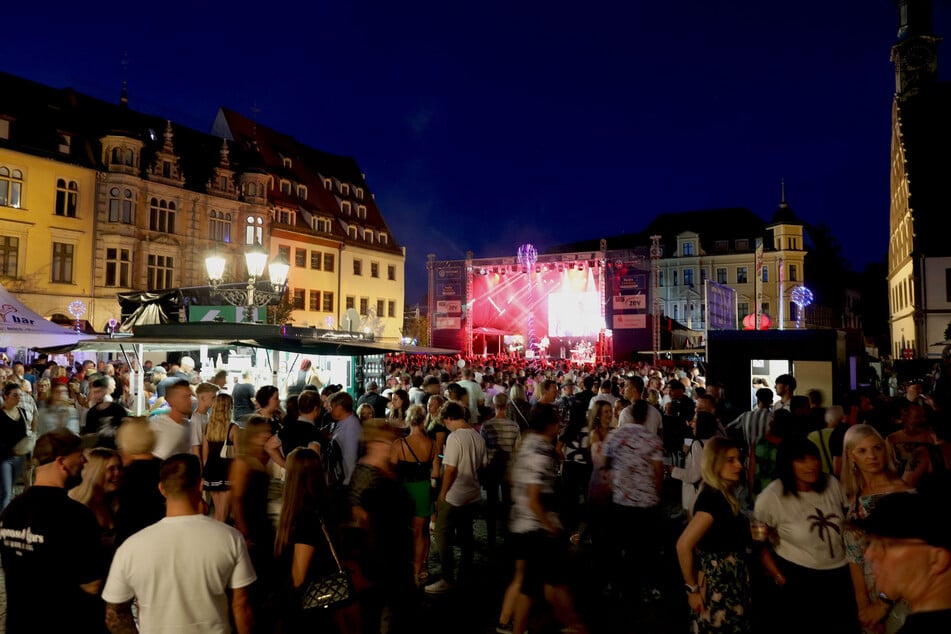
[105,601,138,634]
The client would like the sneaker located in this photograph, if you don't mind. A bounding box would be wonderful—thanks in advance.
[424,579,456,594]
[496,622,514,634]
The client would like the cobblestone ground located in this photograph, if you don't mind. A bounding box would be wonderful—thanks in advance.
[0,481,691,634]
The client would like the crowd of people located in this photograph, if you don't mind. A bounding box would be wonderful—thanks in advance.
[0,351,949,633]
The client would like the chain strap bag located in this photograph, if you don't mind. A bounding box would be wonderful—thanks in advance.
[300,520,354,611]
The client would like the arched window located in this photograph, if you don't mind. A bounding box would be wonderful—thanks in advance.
[109,188,135,224]
[0,166,24,208]
[55,179,78,217]
[123,148,134,166]
[246,215,263,245]
[149,198,176,232]
[210,211,232,242]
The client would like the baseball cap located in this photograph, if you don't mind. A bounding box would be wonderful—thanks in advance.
[32,430,96,466]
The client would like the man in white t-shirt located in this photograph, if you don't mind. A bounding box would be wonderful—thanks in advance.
[617,376,663,436]
[103,453,256,633]
[150,379,202,460]
[458,367,485,423]
[425,401,486,594]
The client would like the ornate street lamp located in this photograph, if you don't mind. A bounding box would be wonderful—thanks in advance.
[205,243,289,322]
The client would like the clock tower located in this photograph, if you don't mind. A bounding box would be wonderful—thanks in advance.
[891,0,941,98]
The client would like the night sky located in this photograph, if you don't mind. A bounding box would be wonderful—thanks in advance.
[4,1,949,304]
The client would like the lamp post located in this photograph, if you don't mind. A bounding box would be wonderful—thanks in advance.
[205,243,290,323]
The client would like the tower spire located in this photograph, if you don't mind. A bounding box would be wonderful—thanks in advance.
[780,178,787,207]
[120,51,129,107]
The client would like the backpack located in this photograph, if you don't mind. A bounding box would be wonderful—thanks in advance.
[325,437,346,489]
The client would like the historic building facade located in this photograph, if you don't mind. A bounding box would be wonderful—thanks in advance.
[0,71,404,341]
[887,0,951,359]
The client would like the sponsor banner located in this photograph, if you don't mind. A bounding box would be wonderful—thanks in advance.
[440,283,458,297]
[705,280,736,330]
[612,294,646,310]
[612,314,647,329]
[618,274,646,290]
[436,300,462,314]
[188,305,265,323]
[436,267,462,280]
[434,316,462,330]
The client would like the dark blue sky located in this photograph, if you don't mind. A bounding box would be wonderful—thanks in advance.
[4,1,949,304]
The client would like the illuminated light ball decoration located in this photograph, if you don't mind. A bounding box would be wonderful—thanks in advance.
[517,243,538,350]
[68,300,86,334]
[790,285,814,329]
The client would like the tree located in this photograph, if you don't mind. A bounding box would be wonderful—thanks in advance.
[267,290,295,326]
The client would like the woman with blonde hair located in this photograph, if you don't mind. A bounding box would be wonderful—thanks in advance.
[201,392,238,522]
[841,424,911,633]
[391,404,435,584]
[274,447,338,632]
[506,383,531,430]
[676,437,750,633]
[69,447,122,557]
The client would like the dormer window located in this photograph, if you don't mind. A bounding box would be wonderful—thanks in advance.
[297,185,308,200]
[364,230,374,244]
[280,180,291,195]
[323,178,332,190]
[347,225,357,240]
[341,201,351,214]
[276,208,294,225]
[314,217,331,233]
[340,183,350,195]
[58,134,71,154]
[282,157,292,168]
[379,233,388,245]
[682,242,694,256]
[714,240,729,251]
[735,239,749,251]
[357,204,366,219]
[355,187,364,200]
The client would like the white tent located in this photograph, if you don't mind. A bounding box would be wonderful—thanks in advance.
[0,283,94,349]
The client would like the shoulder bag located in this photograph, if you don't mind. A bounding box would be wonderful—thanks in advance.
[300,520,354,611]
[219,423,236,459]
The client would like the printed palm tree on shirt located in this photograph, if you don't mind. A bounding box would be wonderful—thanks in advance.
[808,508,841,559]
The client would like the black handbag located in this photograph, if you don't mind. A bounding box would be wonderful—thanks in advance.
[300,520,354,610]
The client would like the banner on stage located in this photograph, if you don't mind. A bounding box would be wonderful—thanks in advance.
[434,316,462,330]
[618,274,646,290]
[612,314,647,329]
[705,280,737,330]
[612,295,646,310]
[436,300,462,314]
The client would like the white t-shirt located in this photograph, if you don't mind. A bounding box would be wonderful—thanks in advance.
[150,414,202,460]
[754,476,848,570]
[102,514,256,633]
[618,402,663,436]
[443,426,487,507]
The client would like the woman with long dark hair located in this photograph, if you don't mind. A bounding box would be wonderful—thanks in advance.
[753,437,858,634]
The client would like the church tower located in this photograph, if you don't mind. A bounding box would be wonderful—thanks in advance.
[890,0,941,99]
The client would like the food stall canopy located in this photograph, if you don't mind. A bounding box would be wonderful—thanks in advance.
[0,283,96,348]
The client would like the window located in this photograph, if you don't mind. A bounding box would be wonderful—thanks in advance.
[357,204,366,219]
[714,240,729,251]
[735,239,749,250]
[277,208,294,225]
[323,253,335,272]
[387,300,396,318]
[673,270,679,286]
[371,262,379,278]
[340,183,350,195]
[789,264,799,282]
[322,292,333,312]
[737,267,748,283]
[762,302,771,315]
[292,289,305,310]
[387,265,396,281]
[790,302,798,322]
[162,161,171,178]
[684,269,694,286]
[295,248,306,267]
[700,268,707,284]
[298,185,308,200]
[279,180,291,195]
[346,296,355,310]
[246,182,257,197]
[246,216,263,244]
[716,268,727,284]
[376,299,385,316]
[218,175,229,190]
[0,166,24,208]
[347,225,357,240]
[659,271,665,287]
[0,237,18,276]
[682,242,694,256]
[310,251,322,270]
[323,178,332,190]
[109,188,135,224]
[51,243,74,283]
[105,248,131,287]
[738,302,749,317]
[360,297,369,314]
[364,230,374,244]
[314,217,331,233]
[341,201,352,214]
[673,305,679,320]
[58,134,71,154]
[355,187,364,200]
[0,119,9,140]
[379,233,388,245]
[309,290,320,311]
[210,211,232,242]
[353,259,362,276]
[283,157,292,168]
[55,179,78,217]
[147,254,174,290]
[149,198,176,233]
[762,266,768,282]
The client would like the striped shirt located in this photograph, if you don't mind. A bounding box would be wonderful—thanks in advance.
[480,417,521,465]
[727,406,772,457]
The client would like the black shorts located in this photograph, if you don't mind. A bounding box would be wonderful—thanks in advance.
[508,530,570,599]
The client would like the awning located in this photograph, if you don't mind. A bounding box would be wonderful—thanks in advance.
[0,282,96,348]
